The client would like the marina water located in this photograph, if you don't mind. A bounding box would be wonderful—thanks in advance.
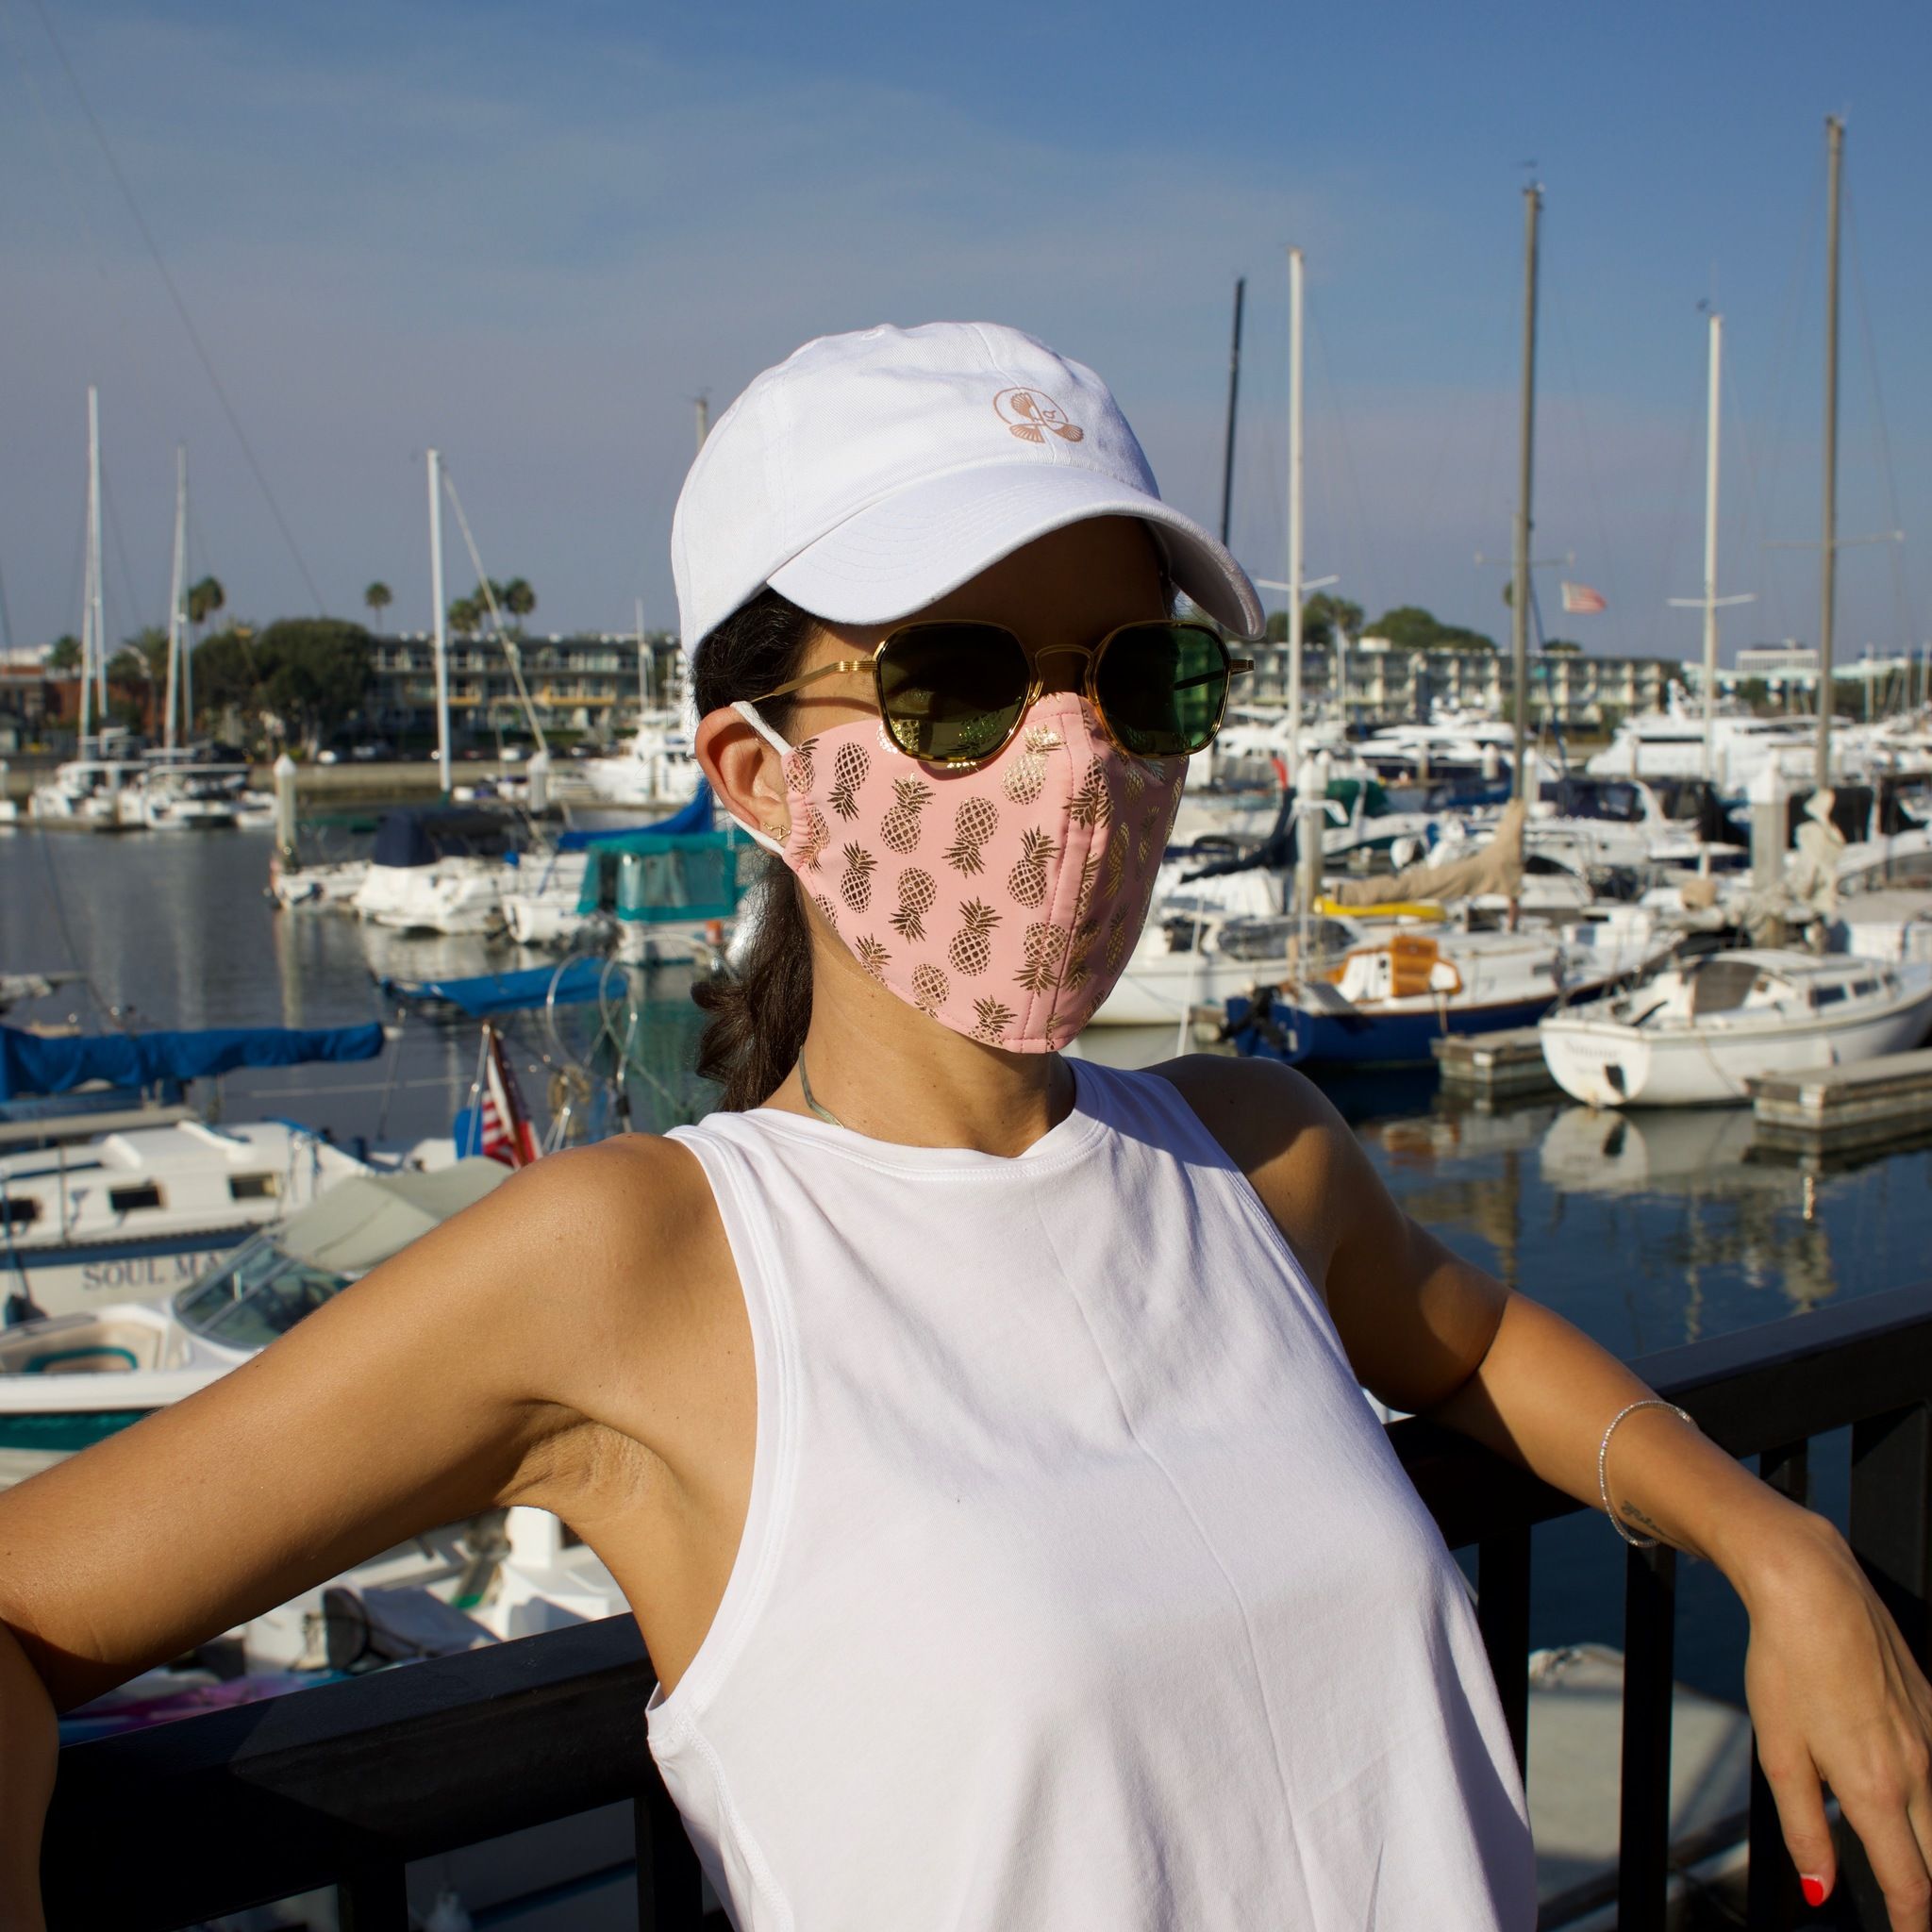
[6,824,1930,1709]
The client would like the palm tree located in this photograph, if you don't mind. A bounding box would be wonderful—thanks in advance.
[501,577,536,628]
[447,596,482,637]
[187,576,225,630]
[364,581,393,630]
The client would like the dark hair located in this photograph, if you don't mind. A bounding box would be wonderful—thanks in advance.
[690,589,820,1110]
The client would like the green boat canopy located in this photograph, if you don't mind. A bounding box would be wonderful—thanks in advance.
[575,829,753,925]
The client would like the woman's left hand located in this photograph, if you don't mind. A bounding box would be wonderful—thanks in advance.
[1741,1508,1932,1929]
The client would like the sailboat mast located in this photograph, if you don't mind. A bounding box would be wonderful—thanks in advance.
[86,385,106,743]
[1510,186,1541,801]
[1700,314,1723,783]
[1286,248,1305,786]
[1219,276,1245,549]
[637,596,652,713]
[1816,115,1843,788]
[165,445,187,754]
[426,448,451,797]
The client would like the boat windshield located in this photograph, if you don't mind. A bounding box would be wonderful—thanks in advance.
[172,1233,349,1349]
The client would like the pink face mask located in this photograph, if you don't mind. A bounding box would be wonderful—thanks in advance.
[731,691,1185,1052]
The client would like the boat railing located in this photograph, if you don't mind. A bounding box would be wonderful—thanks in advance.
[37,1277,1932,1929]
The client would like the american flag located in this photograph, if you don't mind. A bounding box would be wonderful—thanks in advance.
[477,1022,539,1168]
[1560,581,1607,615]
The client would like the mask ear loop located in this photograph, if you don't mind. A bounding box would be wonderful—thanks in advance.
[723,700,793,856]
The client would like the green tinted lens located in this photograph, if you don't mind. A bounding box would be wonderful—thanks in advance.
[876,624,1030,763]
[1092,624,1230,757]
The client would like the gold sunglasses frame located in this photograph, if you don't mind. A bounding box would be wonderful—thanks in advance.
[745,619,1255,768]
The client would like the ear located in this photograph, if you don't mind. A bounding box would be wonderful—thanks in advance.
[695,706,791,844]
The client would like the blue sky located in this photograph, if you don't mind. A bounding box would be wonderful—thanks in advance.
[2,0,1927,663]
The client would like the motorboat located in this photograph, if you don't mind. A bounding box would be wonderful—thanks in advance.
[1585,709,1817,791]
[575,711,705,808]
[1224,916,1668,1069]
[129,759,251,831]
[28,758,145,829]
[1539,949,1932,1108]
[0,1160,506,1456]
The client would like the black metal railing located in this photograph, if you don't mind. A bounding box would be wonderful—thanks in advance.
[41,1278,1932,1931]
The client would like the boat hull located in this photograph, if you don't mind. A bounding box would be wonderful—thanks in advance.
[1225,989,1562,1068]
[1,1230,245,1321]
[1541,992,1932,1108]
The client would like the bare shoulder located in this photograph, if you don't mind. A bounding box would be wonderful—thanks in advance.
[1143,1053,1375,1292]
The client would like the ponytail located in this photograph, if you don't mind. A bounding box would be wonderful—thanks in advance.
[689,590,819,1110]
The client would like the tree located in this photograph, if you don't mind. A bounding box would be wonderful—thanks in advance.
[187,576,225,629]
[501,577,536,627]
[1541,639,1583,656]
[190,626,259,732]
[46,634,81,674]
[252,619,375,754]
[1368,606,1498,654]
[1262,591,1361,647]
[364,581,393,629]
[120,625,172,686]
[447,595,483,636]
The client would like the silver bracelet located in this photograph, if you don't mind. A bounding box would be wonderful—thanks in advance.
[1597,1398,1695,1549]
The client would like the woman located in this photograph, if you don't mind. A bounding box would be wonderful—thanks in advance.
[0,322,1927,1930]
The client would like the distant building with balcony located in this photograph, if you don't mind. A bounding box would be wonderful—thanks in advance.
[365,633,686,742]
[1241,637,1673,726]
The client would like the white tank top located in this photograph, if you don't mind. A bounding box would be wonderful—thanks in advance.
[652,1060,1534,1929]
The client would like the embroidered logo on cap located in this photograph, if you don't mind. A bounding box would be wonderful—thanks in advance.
[993,388,1085,446]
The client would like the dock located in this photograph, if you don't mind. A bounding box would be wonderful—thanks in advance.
[1431,1025,1558,1098]
[1749,1046,1932,1154]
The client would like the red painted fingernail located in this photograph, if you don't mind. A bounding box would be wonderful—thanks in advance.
[1800,1874,1827,1907]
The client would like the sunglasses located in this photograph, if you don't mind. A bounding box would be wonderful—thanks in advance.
[747,620,1253,767]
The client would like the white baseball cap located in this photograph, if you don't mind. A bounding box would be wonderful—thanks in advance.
[672,321,1264,655]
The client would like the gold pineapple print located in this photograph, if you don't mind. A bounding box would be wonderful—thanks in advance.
[1016,920,1069,993]
[941,797,999,874]
[879,776,933,854]
[838,842,876,913]
[1121,760,1147,808]
[1136,802,1164,867]
[812,891,841,932]
[797,805,831,871]
[829,741,872,819]
[784,738,818,795]
[1065,916,1101,991]
[890,867,938,941]
[910,962,950,1016]
[1000,727,1057,805]
[1105,906,1135,973]
[971,997,1017,1045]
[947,899,1001,976]
[1069,758,1112,827]
[855,935,891,980]
[1101,831,1127,901]
[1072,853,1101,923]
[1007,827,1058,908]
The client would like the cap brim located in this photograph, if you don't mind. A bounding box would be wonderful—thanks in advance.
[767,462,1264,640]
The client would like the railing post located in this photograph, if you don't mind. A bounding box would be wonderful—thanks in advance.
[1617,1543,1676,1932]
[636,1772,706,1930]
[1840,1403,1932,1927]
[337,1861,409,1932]
[1476,1525,1532,1780]
[1747,1442,1811,1930]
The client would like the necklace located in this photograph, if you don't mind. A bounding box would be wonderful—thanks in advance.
[797,1051,849,1130]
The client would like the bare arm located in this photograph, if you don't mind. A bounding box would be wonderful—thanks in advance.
[0,1135,709,1926]
[1165,1054,1932,1929]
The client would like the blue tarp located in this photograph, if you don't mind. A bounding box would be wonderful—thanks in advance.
[0,1022,386,1102]
[378,958,608,1019]
[555,781,714,852]
[370,808,515,869]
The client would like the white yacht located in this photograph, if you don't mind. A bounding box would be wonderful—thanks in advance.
[350,806,521,935]
[0,1161,506,1455]
[0,1119,394,1319]
[1540,949,1932,1107]
[28,759,145,828]
[1585,709,1817,791]
[576,712,704,808]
